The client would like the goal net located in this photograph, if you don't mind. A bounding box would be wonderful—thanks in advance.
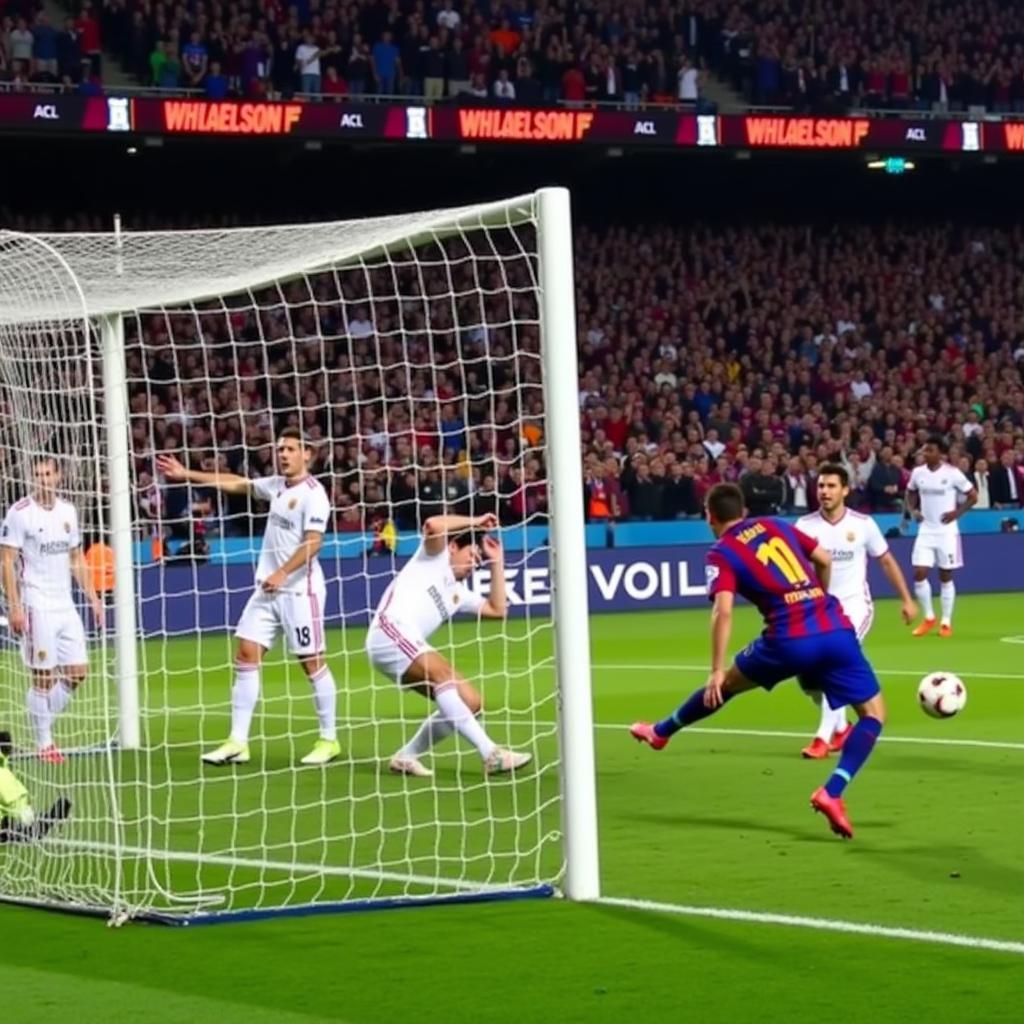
[0,190,597,923]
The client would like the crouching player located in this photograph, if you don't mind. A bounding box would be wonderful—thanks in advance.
[631,483,886,839]
[366,513,532,779]
[0,730,71,843]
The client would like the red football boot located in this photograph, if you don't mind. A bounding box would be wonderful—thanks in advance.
[630,722,668,751]
[801,737,831,759]
[810,786,854,839]
[829,723,853,752]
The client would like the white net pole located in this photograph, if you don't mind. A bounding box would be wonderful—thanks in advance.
[537,188,599,901]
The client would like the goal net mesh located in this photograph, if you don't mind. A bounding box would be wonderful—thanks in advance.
[0,196,569,921]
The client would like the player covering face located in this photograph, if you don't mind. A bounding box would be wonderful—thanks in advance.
[630,483,888,839]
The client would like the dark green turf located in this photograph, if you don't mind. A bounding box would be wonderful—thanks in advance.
[1,593,1022,1021]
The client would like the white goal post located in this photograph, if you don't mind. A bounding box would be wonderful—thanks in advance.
[0,187,599,922]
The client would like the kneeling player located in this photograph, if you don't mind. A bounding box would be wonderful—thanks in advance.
[631,484,886,839]
[366,513,531,778]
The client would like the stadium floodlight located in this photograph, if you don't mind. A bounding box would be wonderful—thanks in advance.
[0,189,598,923]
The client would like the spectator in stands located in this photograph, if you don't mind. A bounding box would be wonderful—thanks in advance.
[295,30,321,95]
[781,456,810,514]
[741,455,783,516]
[372,31,400,96]
[31,13,58,80]
[868,446,903,512]
[662,460,698,519]
[205,61,229,99]
[182,31,209,89]
[8,18,32,76]
[970,457,992,510]
[57,17,82,82]
[494,68,515,101]
[74,1,101,78]
[990,450,1023,508]
[422,36,445,100]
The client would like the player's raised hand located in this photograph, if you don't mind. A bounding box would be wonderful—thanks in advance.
[476,513,499,531]
[482,534,503,562]
[703,668,727,709]
[155,453,186,482]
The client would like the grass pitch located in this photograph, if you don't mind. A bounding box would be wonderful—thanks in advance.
[1,592,1022,1022]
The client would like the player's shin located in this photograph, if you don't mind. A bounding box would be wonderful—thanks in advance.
[823,717,882,797]
[940,580,955,626]
[26,686,54,749]
[434,684,496,760]
[48,678,75,717]
[397,711,455,758]
[309,665,337,742]
[914,579,934,620]
[654,686,735,738]
[229,663,261,745]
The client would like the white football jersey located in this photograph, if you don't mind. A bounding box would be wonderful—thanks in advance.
[796,509,888,606]
[907,464,973,533]
[372,540,485,641]
[1,496,81,612]
[251,475,331,593]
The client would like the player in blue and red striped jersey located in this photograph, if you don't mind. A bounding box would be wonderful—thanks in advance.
[630,483,887,839]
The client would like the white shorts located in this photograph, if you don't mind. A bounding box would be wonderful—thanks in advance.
[842,600,874,643]
[21,606,87,670]
[235,586,326,656]
[912,531,963,570]
[365,615,431,683]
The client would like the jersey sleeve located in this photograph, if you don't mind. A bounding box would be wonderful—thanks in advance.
[0,506,24,550]
[250,475,279,503]
[302,486,331,534]
[952,468,974,494]
[704,549,736,601]
[455,582,486,615]
[864,517,889,558]
[792,526,820,557]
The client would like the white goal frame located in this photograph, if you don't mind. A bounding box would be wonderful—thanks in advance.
[0,187,599,918]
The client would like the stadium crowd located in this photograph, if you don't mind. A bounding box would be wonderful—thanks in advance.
[5,0,1024,112]
[119,219,1024,546]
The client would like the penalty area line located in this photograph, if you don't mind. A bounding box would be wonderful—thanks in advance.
[595,896,1024,957]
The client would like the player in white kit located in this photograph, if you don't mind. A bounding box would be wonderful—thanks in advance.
[366,512,532,778]
[0,456,105,764]
[905,436,977,638]
[796,463,917,759]
[156,428,340,767]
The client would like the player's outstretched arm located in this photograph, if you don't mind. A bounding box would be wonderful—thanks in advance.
[704,591,735,708]
[423,513,498,555]
[155,453,254,496]
[478,535,507,618]
[877,550,917,624]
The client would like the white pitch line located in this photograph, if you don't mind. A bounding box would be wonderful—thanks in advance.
[594,722,1024,751]
[592,662,1024,681]
[596,896,1024,956]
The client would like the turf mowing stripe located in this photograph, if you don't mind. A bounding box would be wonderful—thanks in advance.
[596,896,1024,956]
[592,662,1024,681]
[598,723,1024,751]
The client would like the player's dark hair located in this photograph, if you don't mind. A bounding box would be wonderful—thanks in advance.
[32,454,59,472]
[925,434,947,453]
[705,483,745,524]
[817,462,849,487]
[449,530,477,550]
[277,426,311,451]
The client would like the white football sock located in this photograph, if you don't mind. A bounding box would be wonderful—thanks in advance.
[27,686,54,749]
[914,579,934,620]
[808,691,832,741]
[398,710,455,758]
[940,580,955,626]
[831,705,850,736]
[229,665,260,745]
[49,679,74,717]
[309,666,337,742]
[434,686,496,760]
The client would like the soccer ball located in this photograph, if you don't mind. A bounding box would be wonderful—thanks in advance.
[917,672,968,719]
